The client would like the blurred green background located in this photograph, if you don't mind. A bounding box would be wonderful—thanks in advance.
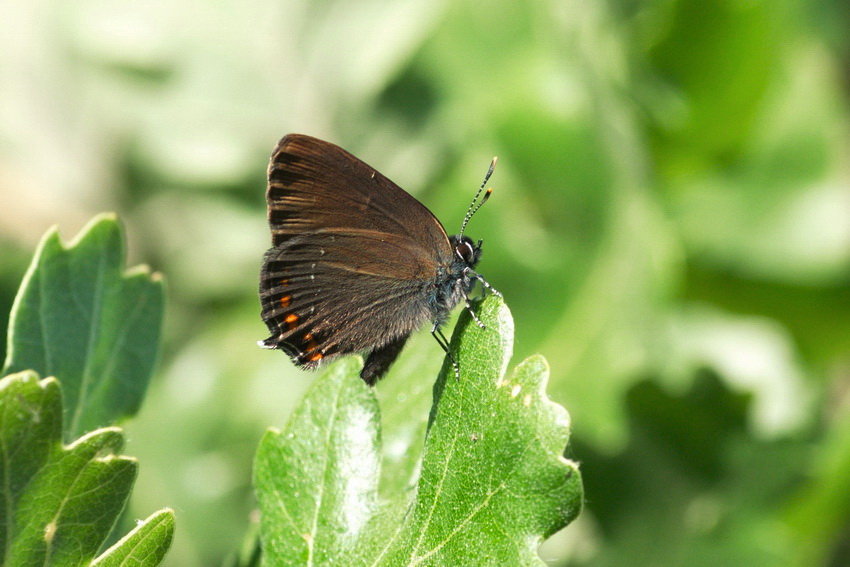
[2,0,849,565]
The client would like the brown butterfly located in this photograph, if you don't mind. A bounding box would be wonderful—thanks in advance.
[259,134,497,385]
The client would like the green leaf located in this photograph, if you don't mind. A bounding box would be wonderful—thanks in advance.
[91,509,175,567]
[2,214,164,440]
[254,357,380,565]
[254,295,583,566]
[0,371,174,567]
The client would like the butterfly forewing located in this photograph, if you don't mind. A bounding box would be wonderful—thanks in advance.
[267,134,450,249]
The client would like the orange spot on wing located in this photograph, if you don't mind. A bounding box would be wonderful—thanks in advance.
[280,295,291,307]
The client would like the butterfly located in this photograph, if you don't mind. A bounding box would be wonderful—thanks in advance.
[259,134,498,385]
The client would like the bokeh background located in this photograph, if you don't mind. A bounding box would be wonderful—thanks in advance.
[2,1,850,565]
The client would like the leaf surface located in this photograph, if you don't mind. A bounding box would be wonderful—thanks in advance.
[0,371,174,567]
[255,296,583,566]
[2,214,164,439]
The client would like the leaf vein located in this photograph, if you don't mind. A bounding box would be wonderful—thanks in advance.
[412,481,506,566]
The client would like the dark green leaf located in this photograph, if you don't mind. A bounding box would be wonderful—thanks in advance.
[0,371,174,566]
[2,214,164,440]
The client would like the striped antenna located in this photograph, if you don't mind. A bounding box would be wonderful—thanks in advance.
[459,156,497,238]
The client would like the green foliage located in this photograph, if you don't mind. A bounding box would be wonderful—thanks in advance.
[3,214,164,440]
[255,296,582,566]
[0,371,174,567]
[2,0,850,565]
[1,218,172,566]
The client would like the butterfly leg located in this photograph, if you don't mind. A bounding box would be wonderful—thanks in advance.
[463,290,487,330]
[431,325,460,381]
[473,272,502,298]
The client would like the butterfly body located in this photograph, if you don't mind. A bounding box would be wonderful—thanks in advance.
[259,134,489,385]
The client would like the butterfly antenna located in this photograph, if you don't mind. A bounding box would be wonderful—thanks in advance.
[459,156,497,239]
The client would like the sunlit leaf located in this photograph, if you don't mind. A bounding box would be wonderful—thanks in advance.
[255,295,582,566]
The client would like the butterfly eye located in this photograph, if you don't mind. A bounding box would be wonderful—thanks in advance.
[456,239,475,264]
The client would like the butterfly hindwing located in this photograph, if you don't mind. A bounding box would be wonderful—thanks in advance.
[260,231,437,362]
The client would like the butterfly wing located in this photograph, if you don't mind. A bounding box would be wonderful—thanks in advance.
[260,134,454,380]
[265,134,450,248]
